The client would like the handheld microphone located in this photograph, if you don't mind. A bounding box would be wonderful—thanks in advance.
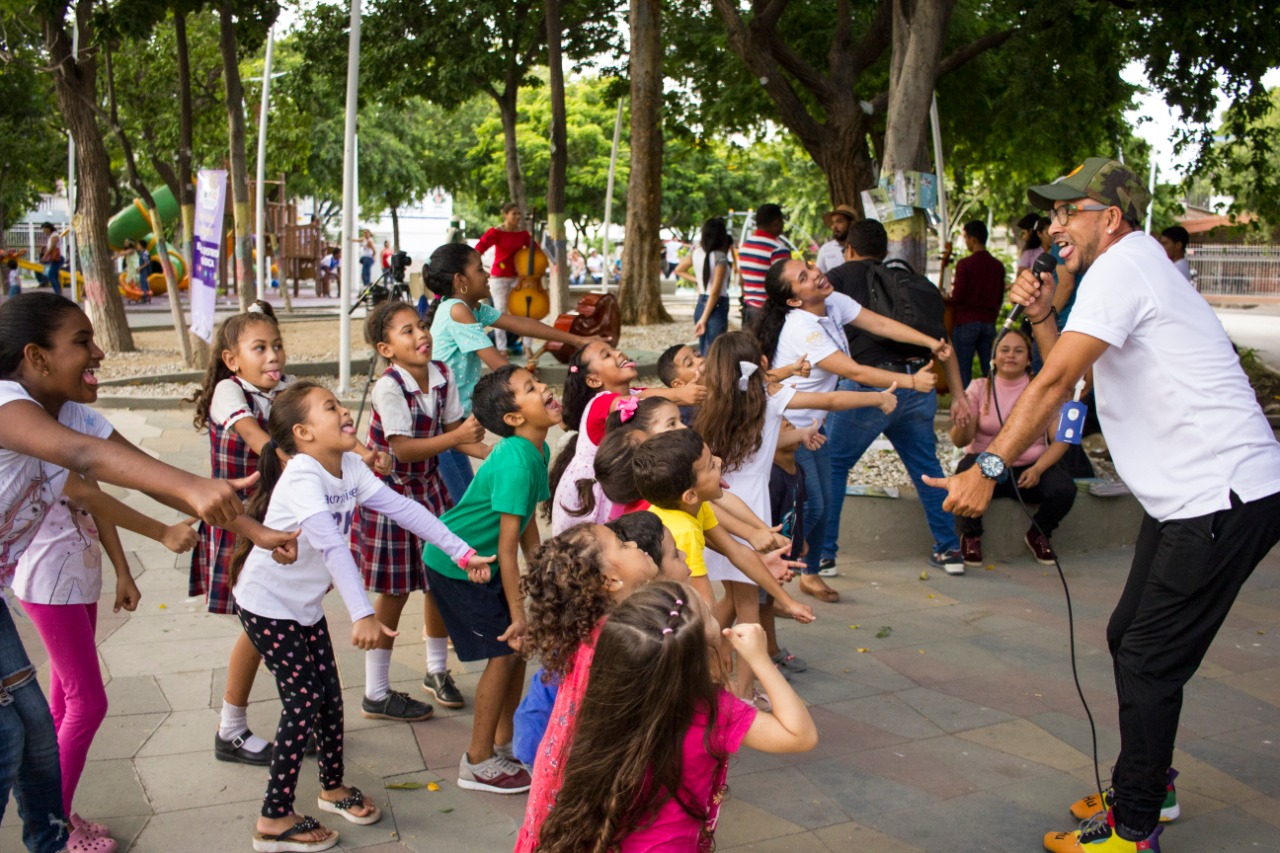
[1003,252,1058,330]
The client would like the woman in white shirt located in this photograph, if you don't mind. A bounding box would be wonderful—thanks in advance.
[753,259,948,601]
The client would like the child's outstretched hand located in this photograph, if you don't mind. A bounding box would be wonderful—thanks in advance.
[498,617,526,652]
[801,424,826,451]
[911,366,937,393]
[878,383,899,414]
[762,547,804,583]
[723,622,769,664]
[114,575,142,613]
[161,517,199,554]
[775,593,816,624]
[789,354,812,379]
[372,451,393,477]
[747,524,787,553]
[464,553,496,584]
[352,615,398,650]
[454,415,486,445]
[673,383,708,407]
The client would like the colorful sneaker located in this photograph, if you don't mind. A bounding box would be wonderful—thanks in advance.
[961,533,983,567]
[929,548,965,576]
[361,689,434,722]
[422,670,466,709]
[1026,528,1058,565]
[1070,769,1180,823]
[771,648,808,673]
[1044,810,1162,852]
[457,752,531,794]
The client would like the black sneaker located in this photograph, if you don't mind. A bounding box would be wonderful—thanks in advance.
[214,730,272,766]
[361,689,434,721]
[422,670,466,709]
[928,548,965,576]
[818,557,838,577]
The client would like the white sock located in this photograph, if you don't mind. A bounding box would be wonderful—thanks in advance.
[365,648,393,701]
[425,636,448,674]
[219,701,270,752]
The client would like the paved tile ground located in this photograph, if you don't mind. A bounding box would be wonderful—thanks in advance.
[4,405,1280,852]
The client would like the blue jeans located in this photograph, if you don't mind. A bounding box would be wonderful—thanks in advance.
[360,256,373,286]
[822,379,958,560]
[438,448,475,506]
[0,601,69,853]
[694,294,729,356]
[952,321,995,388]
[42,261,62,297]
[794,434,831,575]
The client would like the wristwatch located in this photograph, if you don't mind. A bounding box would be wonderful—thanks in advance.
[976,452,1009,483]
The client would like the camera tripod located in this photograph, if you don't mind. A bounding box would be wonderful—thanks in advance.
[349,266,411,315]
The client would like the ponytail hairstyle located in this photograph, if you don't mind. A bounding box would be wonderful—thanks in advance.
[520,523,611,681]
[603,396,677,436]
[187,302,281,431]
[536,581,723,853]
[752,259,796,365]
[588,426,646,508]
[0,292,84,379]
[228,380,322,583]
[982,326,1034,418]
[422,242,479,327]
[694,331,766,474]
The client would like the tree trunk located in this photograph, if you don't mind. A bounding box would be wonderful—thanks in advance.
[807,112,879,211]
[42,0,134,352]
[618,0,669,325]
[494,87,528,212]
[104,41,193,367]
[389,204,400,249]
[544,0,570,317]
[882,0,954,271]
[173,10,208,362]
[220,0,256,310]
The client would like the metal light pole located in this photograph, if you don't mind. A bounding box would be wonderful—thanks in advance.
[67,17,79,302]
[338,0,362,394]
[601,98,624,290]
[928,92,951,290]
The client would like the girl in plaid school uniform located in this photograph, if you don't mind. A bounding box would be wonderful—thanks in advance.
[187,301,293,765]
[352,301,488,721]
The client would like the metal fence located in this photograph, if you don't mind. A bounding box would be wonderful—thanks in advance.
[3,225,50,263]
[1189,243,1280,301]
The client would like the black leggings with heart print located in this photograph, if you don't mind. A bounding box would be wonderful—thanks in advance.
[239,608,345,818]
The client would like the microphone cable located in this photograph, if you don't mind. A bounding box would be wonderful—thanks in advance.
[986,365,1105,801]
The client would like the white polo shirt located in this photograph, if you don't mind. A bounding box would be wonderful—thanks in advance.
[771,291,862,429]
[1064,231,1280,521]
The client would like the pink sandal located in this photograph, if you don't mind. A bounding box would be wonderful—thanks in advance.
[66,826,117,853]
[70,814,111,838]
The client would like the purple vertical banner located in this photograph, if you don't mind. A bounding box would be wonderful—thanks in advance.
[190,169,227,343]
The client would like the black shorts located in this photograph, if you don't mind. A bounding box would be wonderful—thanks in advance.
[425,564,515,662]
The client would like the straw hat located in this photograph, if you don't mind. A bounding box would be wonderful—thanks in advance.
[823,204,858,227]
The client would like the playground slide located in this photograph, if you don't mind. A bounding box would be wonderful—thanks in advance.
[107,184,189,300]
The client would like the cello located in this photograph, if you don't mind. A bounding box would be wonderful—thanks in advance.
[507,216,551,321]
[543,291,621,364]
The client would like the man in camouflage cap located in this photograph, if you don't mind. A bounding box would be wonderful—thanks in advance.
[925,157,1280,853]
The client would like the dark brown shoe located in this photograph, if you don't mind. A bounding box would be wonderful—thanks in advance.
[1025,529,1057,565]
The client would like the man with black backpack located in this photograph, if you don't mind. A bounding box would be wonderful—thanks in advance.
[821,219,973,576]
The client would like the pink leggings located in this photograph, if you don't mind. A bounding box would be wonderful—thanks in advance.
[21,601,107,816]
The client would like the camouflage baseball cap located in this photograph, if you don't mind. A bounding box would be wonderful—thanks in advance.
[1027,158,1150,222]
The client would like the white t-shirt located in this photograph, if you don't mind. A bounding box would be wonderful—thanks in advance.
[7,269,20,291]
[771,292,862,428]
[233,452,471,625]
[690,246,731,298]
[12,493,104,605]
[665,240,683,264]
[372,363,463,437]
[1173,257,1192,282]
[209,375,292,431]
[0,381,115,590]
[1064,231,1280,521]
[816,240,846,274]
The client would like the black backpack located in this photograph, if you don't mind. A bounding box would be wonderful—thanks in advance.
[862,259,947,344]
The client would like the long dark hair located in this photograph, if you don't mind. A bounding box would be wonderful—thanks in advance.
[422,242,478,327]
[520,523,611,681]
[187,301,279,430]
[694,332,766,474]
[227,380,320,583]
[980,327,1034,418]
[537,581,725,853]
[0,292,83,379]
[751,259,795,364]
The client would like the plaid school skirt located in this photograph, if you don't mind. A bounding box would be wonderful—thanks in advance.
[352,475,450,596]
[190,522,240,615]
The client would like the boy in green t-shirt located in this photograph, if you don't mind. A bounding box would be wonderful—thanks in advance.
[424,365,561,795]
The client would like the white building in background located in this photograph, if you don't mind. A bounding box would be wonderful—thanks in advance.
[5,187,72,262]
